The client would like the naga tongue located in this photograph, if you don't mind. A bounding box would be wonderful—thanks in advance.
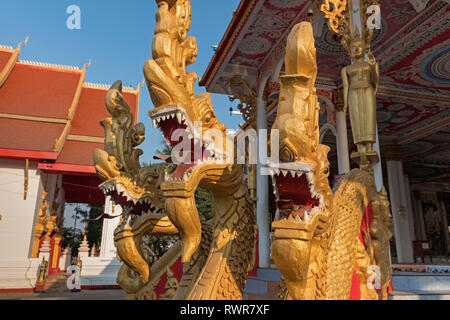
[165,196,202,263]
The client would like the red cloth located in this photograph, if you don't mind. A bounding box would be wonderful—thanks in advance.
[350,202,375,300]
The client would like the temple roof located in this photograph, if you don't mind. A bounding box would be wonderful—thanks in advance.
[0,41,140,173]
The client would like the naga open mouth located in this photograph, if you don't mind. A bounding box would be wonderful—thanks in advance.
[149,106,224,183]
[99,179,164,219]
[268,162,326,225]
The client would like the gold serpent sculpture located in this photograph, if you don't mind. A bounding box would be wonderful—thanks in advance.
[269,22,392,300]
[94,0,256,300]
[93,0,392,301]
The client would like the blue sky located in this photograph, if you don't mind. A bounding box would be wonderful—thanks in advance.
[0,0,243,163]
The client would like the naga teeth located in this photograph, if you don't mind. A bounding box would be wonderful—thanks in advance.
[176,112,182,124]
[153,119,157,128]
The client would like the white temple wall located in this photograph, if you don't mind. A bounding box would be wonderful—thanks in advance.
[0,158,45,289]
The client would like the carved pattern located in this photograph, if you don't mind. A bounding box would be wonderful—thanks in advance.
[270,22,392,300]
[95,0,257,301]
[228,75,257,125]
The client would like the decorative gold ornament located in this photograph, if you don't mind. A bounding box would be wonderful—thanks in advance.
[269,22,392,300]
[24,158,29,200]
[342,30,379,168]
[95,0,257,300]
[32,192,50,258]
[228,75,257,126]
[322,0,381,169]
[36,256,48,286]
[321,0,348,35]
[160,267,179,300]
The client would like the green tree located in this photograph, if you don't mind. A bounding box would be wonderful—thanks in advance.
[195,188,214,221]
[62,204,103,258]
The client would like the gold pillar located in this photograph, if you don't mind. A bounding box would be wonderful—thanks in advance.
[32,225,45,258]
[52,233,63,269]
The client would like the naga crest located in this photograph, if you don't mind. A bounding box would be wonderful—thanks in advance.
[270,22,333,238]
[95,0,256,300]
[144,0,243,267]
[93,81,177,295]
[269,22,392,300]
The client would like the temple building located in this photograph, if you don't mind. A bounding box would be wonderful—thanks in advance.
[0,39,140,291]
[200,0,450,271]
[0,0,449,299]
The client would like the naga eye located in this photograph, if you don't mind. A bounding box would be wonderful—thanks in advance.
[205,112,213,123]
[324,168,329,175]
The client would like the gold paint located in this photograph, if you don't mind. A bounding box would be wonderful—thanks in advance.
[320,0,348,35]
[160,267,179,300]
[322,0,381,169]
[342,30,379,167]
[36,256,48,286]
[228,75,257,127]
[52,234,63,269]
[0,113,68,124]
[32,191,49,258]
[24,158,29,200]
[270,22,391,300]
[95,0,256,300]
[320,0,351,52]
[0,36,28,88]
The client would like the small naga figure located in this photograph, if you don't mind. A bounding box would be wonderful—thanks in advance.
[94,0,256,300]
[341,28,379,165]
[269,22,392,300]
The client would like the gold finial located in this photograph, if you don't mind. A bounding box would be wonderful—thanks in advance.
[82,59,92,70]
[17,36,29,51]
[136,79,145,91]
[24,158,29,200]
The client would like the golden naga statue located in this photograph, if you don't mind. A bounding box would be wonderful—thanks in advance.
[269,22,392,300]
[342,29,380,165]
[94,0,256,300]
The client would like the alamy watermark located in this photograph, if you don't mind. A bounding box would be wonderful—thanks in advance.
[366,265,382,290]
[366,5,381,30]
[66,264,81,290]
[66,5,81,30]
[168,122,280,175]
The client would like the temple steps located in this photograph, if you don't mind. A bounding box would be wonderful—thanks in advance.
[243,268,282,300]
[44,273,71,293]
[389,271,450,300]
[244,268,450,300]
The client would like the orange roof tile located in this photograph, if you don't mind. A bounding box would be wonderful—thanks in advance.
[0,118,65,152]
[0,51,13,72]
[70,85,138,138]
[56,140,104,167]
[0,62,82,119]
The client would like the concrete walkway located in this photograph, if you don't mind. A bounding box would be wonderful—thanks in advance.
[0,289,126,300]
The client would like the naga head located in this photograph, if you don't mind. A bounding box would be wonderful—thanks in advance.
[270,22,333,238]
[269,22,333,300]
[94,80,166,217]
[143,0,234,264]
[94,81,179,293]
